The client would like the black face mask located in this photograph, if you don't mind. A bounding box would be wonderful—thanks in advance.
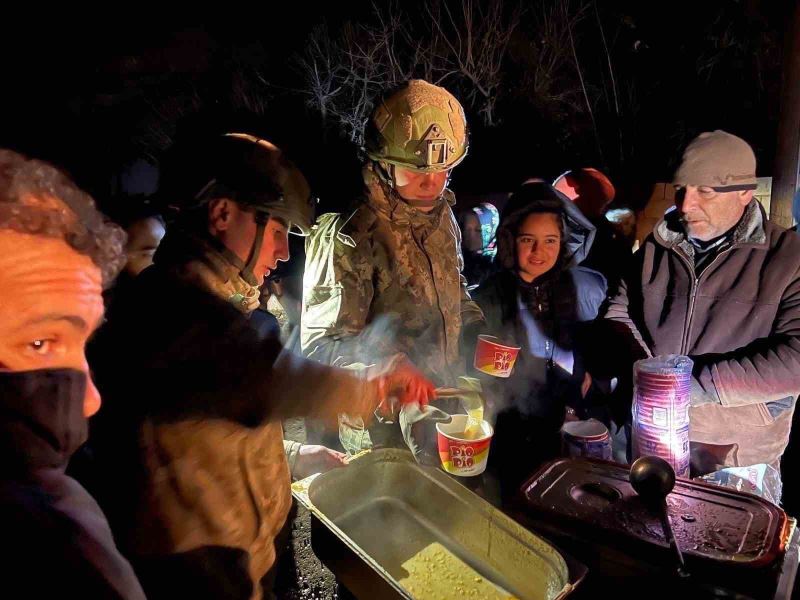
[0,368,88,472]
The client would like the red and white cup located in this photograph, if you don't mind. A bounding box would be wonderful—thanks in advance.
[437,415,494,477]
[473,335,521,378]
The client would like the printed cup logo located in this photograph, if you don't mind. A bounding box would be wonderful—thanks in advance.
[450,445,475,458]
[494,351,512,372]
[450,445,475,468]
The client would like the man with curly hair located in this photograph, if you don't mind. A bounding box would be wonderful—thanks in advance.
[0,149,146,598]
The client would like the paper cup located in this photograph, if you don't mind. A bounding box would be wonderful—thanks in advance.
[562,419,612,460]
[437,414,493,477]
[473,335,521,378]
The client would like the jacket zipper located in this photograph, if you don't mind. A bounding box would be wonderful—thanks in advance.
[675,245,734,355]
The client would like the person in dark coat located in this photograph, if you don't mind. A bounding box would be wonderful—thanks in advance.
[0,149,146,599]
[88,133,433,600]
[554,168,632,293]
[471,182,607,499]
[600,131,800,478]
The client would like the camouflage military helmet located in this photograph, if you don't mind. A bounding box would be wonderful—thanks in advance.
[365,80,468,173]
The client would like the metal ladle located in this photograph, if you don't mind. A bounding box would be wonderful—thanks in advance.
[630,456,690,578]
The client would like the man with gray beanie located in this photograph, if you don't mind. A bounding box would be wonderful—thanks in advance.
[600,130,800,482]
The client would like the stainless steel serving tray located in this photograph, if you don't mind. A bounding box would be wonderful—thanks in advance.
[292,449,581,600]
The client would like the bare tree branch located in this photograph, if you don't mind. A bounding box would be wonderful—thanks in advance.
[297,0,520,140]
[564,0,603,160]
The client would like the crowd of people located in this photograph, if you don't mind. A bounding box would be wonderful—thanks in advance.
[1,79,799,599]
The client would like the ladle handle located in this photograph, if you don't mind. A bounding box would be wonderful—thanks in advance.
[434,387,463,398]
[660,499,689,578]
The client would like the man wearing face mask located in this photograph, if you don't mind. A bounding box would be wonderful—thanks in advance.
[89,132,433,600]
[0,150,145,598]
[600,130,800,480]
[302,80,485,456]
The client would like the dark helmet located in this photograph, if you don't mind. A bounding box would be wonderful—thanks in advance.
[159,133,317,285]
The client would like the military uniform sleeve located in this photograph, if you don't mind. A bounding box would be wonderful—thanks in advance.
[158,335,382,426]
[301,211,375,367]
[283,440,303,476]
[460,272,485,328]
[94,267,381,429]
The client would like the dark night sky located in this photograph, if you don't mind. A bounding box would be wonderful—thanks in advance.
[0,1,794,215]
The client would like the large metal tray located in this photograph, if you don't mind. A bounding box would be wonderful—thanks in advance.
[292,449,580,600]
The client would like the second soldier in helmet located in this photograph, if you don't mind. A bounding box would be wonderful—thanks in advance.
[302,80,486,455]
[88,132,434,599]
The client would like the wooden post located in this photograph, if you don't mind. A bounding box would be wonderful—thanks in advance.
[771,2,800,228]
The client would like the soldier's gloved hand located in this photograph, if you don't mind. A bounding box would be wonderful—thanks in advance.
[377,357,435,410]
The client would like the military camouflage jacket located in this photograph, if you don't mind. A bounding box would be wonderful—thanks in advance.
[302,165,484,384]
[302,166,484,452]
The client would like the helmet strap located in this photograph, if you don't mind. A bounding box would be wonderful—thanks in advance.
[372,161,395,189]
[241,211,269,286]
[204,211,267,287]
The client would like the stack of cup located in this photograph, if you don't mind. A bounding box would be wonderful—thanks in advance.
[631,355,693,477]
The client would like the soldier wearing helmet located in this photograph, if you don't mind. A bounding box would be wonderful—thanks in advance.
[302,80,485,456]
[153,132,317,312]
[89,132,434,599]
